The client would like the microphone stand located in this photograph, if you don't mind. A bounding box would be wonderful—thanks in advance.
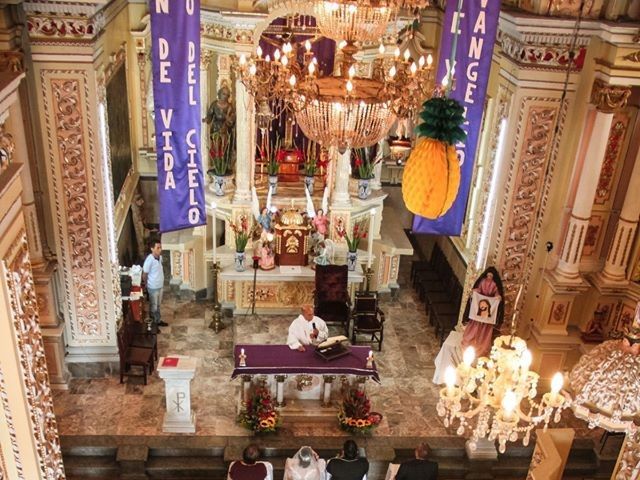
[245,256,261,321]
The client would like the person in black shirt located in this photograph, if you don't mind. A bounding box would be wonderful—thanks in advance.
[395,443,438,480]
[326,440,368,480]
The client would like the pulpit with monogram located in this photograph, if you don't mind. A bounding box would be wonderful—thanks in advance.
[274,208,310,266]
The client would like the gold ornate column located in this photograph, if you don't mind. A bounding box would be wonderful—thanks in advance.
[27,4,121,367]
[0,162,65,479]
[553,80,630,282]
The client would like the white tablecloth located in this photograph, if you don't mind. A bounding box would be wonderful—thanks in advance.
[432,330,462,384]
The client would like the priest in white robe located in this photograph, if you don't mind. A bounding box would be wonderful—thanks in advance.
[287,304,329,351]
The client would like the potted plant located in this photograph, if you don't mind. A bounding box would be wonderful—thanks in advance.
[237,385,280,434]
[337,385,382,435]
[303,141,320,194]
[260,136,282,195]
[208,132,234,196]
[335,220,367,271]
[352,147,380,199]
[230,215,250,272]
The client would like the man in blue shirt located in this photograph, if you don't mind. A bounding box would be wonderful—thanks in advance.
[142,239,167,328]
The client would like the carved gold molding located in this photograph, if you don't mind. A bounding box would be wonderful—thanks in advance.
[0,124,15,175]
[26,13,104,41]
[623,50,640,63]
[0,366,24,479]
[0,51,25,73]
[612,430,640,479]
[494,97,566,319]
[590,79,632,113]
[3,231,65,479]
[41,69,111,344]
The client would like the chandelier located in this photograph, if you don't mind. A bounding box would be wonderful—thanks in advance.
[313,0,430,43]
[437,296,568,453]
[237,39,434,151]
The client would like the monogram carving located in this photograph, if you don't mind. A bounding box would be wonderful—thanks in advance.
[3,232,65,479]
[595,119,628,204]
[27,13,104,40]
[590,80,631,113]
[0,366,24,479]
[623,50,640,63]
[496,99,564,318]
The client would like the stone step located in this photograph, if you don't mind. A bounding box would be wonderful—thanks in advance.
[146,456,227,478]
[63,455,119,478]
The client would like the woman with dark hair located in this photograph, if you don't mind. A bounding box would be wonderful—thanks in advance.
[461,266,504,356]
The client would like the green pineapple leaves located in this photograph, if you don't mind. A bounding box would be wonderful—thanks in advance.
[415,97,467,146]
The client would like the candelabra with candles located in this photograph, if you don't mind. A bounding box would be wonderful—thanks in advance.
[437,289,568,453]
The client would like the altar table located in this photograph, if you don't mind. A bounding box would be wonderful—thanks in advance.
[232,344,379,408]
[219,265,364,314]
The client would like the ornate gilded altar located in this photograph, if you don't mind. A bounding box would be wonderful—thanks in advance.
[274,208,310,266]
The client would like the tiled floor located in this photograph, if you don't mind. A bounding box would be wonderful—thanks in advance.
[52,258,601,442]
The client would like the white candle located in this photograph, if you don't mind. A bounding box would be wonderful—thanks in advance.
[211,201,217,263]
[367,209,375,268]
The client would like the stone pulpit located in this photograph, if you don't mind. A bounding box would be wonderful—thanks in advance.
[274,208,310,266]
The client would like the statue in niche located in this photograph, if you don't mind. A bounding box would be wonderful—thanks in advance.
[205,85,236,148]
[581,307,608,343]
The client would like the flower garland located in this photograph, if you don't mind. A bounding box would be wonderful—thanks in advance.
[337,386,382,435]
[237,385,280,433]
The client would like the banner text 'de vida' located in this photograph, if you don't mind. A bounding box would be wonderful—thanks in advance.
[151,0,206,232]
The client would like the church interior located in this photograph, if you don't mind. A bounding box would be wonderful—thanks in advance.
[0,0,639,479]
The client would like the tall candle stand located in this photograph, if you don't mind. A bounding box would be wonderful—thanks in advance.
[209,261,225,333]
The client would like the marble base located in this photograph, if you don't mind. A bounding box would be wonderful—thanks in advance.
[163,411,196,433]
[466,438,497,460]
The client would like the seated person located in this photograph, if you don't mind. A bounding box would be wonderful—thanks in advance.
[287,304,329,352]
[394,443,438,480]
[228,444,273,480]
[326,440,368,480]
[284,446,326,480]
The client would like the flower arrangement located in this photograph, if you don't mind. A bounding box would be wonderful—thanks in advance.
[230,215,251,253]
[338,386,382,435]
[237,385,280,433]
[335,220,368,253]
[303,141,320,177]
[208,131,234,176]
[259,135,282,176]
[352,147,381,180]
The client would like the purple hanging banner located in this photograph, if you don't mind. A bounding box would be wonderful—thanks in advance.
[150,0,206,233]
[412,0,500,235]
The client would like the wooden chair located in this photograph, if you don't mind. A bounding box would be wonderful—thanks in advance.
[314,265,351,337]
[351,292,385,351]
[117,324,155,385]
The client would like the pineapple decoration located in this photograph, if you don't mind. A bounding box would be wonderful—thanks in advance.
[402,96,467,219]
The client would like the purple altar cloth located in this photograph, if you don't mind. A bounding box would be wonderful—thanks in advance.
[232,344,380,383]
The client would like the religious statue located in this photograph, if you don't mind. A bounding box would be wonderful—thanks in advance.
[312,239,334,269]
[257,207,272,233]
[581,308,607,343]
[259,235,276,271]
[311,209,329,237]
[204,85,235,151]
[461,267,504,357]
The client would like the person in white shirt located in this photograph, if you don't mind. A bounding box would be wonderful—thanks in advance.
[284,446,326,480]
[287,304,329,351]
[142,239,166,328]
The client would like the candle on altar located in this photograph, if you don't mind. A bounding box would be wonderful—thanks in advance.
[211,201,217,262]
[367,209,376,268]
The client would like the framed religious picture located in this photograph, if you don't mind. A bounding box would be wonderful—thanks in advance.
[469,291,501,325]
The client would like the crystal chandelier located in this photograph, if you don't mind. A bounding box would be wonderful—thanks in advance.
[313,0,430,44]
[437,295,568,453]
